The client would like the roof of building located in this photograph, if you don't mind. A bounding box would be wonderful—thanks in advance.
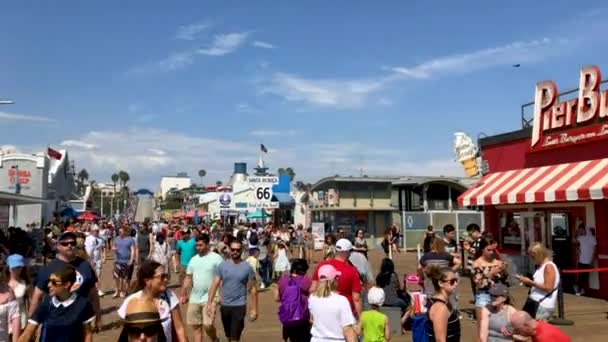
[311,175,475,191]
[0,191,47,205]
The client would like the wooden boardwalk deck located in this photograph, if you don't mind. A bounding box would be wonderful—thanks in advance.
[91,250,607,341]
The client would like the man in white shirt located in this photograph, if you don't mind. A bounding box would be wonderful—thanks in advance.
[575,224,597,296]
[84,226,105,296]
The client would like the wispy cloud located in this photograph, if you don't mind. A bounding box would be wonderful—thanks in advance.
[263,72,389,109]
[198,32,250,56]
[252,41,275,49]
[0,111,53,122]
[390,38,556,79]
[262,37,566,109]
[250,129,297,137]
[53,128,462,188]
[60,140,97,150]
[176,22,210,40]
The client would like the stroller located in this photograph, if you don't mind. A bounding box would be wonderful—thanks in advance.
[403,273,428,334]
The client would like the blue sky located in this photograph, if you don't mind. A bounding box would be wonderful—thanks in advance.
[1,1,608,189]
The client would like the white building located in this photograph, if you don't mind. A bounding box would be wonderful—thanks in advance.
[159,173,192,200]
[96,182,119,198]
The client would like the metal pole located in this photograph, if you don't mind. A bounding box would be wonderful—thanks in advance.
[549,280,574,326]
[100,192,104,217]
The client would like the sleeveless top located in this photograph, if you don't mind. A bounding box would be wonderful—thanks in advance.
[487,305,512,342]
[426,297,461,342]
[529,261,560,309]
[360,309,386,342]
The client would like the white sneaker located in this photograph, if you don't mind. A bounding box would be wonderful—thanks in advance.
[260,283,265,289]
[98,290,105,297]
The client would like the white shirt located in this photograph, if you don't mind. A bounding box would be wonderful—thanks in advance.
[578,233,597,264]
[309,292,355,342]
[529,261,560,309]
[84,235,103,260]
[118,290,179,342]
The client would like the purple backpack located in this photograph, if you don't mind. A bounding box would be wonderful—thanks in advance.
[278,275,309,325]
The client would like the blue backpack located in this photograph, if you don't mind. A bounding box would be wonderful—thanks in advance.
[278,276,309,325]
[412,315,429,342]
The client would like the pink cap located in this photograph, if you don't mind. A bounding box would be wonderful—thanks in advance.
[318,264,341,280]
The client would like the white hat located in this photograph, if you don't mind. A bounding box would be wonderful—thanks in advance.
[336,238,353,252]
[367,287,385,306]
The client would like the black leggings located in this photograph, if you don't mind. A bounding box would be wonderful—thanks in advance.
[220,305,247,341]
[282,321,312,342]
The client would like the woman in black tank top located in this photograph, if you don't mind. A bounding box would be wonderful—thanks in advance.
[425,266,461,341]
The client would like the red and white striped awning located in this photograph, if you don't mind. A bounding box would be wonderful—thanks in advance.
[458,158,608,207]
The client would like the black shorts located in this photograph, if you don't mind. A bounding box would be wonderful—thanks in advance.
[220,305,246,340]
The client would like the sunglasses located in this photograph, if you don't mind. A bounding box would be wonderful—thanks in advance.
[153,273,168,280]
[59,241,77,247]
[442,278,458,285]
[127,325,158,337]
[48,279,64,286]
[230,248,242,252]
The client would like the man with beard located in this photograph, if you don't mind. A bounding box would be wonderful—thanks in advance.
[180,234,223,342]
[207,240,258,342]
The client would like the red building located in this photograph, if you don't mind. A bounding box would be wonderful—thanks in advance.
[458,65,608,299]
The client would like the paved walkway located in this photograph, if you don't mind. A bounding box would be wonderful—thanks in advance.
[91,250,608,341]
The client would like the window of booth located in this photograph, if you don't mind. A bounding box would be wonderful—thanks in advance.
[499,211,522,252]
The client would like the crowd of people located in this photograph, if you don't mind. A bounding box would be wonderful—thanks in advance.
[0,216,585,341]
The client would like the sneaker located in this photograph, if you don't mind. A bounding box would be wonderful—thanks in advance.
[98,290,105,297]
[112,292,119,299]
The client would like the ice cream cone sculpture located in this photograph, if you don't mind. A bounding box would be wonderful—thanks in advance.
[454,132,480,177]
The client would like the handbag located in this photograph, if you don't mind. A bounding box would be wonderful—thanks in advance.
[522,286,558,318]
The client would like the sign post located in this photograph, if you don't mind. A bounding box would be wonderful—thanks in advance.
[248,176,279,209]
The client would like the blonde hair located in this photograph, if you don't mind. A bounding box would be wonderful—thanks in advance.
[313,279,337,298]
[528,242,552,264]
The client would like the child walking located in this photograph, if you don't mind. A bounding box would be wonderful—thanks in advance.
[273,240,291,279]
[360,287,390,342]
[19,265,95,342]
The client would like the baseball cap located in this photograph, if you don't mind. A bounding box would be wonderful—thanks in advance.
[367,287,385,306]
[335,238,353,252]
[7,254,25,269]
[58,232,77,241]
[318,264,341,280]
[489,283,509,297]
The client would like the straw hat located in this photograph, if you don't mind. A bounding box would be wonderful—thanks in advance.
[124,298,164,324]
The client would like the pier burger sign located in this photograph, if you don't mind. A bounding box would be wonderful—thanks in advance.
[531,65,608,150]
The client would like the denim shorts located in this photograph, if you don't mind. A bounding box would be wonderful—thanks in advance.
[475,291,491,308]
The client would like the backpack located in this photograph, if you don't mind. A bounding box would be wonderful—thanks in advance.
[278,276,309,325]
[411,315,429,342]
[249,231,259,246]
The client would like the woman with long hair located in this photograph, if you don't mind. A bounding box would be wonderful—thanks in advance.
[323,234,337,260]
[275,259,312,342]
[516,243,560,321]
[118,297,167,342]
[419,237,461,306]
[0,261,20,342]
[308,264,357,342]
[425,265,461,342]
[478,283,519,342]
[117,260,187,342]
[6,255,29,339]
[472,238,506,325]
[353,229,368,258]
[375,258,409,312]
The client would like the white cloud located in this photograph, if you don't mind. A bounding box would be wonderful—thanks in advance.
[48,129,462,188]
[262,37,565,109]
[0,111,53,122]
[263,72,389,109]
[250,129,297,137]
[60,140,97,150]
[390,38,556,79]
[252,41,275,49]
[198,32,250,56]
[176,22,210,40]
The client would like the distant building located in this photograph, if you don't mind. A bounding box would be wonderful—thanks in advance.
[159,173,192,200]
[0,149,77,228]
[96,182,119,198]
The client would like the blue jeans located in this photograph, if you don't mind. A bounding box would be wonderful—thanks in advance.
[259,257,272,286]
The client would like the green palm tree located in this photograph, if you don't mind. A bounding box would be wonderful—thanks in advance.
[76,169,89,195]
